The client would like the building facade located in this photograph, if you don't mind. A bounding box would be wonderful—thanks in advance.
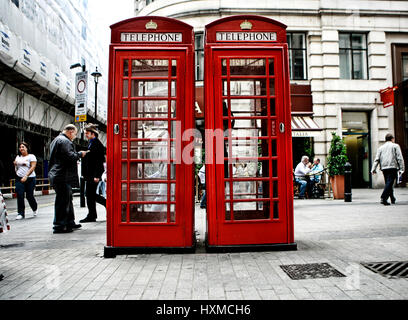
[134,0,408,188]
[0,0,108,185]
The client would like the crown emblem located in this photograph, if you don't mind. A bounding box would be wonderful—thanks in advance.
[240,20,252,30]
[145,20,158,30]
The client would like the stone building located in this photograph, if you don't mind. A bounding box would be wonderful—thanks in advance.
[0,0,108,185]
[133,0,408,188]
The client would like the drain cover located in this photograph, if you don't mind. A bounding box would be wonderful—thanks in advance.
[280,263,346,280]
[361,261,408,279]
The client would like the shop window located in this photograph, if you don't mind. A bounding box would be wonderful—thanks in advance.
[287,33,307,80]
[339,33,368,79]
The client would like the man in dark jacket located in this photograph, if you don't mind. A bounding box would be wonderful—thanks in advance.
[80,123,106,223]
[49,124,87,233]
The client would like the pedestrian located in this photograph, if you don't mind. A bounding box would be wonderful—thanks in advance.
[48,124,88,233]
[198,165,206,208]
[294,155,312,199]
[80,123,106,223]
[371,133,405,205]
[0,190,10,281]
[13,142,38,220]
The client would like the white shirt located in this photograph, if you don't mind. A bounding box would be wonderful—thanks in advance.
[294,162,310,177]
[198,166,205,184]
[15,154,37,178]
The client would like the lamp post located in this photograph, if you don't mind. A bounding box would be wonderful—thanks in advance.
[91,67,102,118]
[70,62,86,207]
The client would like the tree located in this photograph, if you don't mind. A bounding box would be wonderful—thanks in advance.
[327,132,348,176]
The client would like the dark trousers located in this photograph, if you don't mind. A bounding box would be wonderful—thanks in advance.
[15,177,37,216]
[381,168,398,201]
[200,184,206,208]
[53,183,75,230]
[85,180,105,219]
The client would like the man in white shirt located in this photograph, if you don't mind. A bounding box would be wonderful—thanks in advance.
[371,133,405,205]
[294,156,312,199]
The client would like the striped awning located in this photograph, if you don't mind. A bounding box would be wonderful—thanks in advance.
[291,116,322,137]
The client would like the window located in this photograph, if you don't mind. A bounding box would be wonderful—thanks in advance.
[195,32,204,81]
[81,24,87,40]
[339,33,368,79]
[287,33,307,80]
[146,0,155,5]
[402,53,408,81]
[11,0,19,7]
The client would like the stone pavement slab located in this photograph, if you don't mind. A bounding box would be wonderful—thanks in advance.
[0,188,407,300]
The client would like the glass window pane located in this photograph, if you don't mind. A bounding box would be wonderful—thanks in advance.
[122,100,128,117]
[273,201,279,219]
[351,34,366,49]
[402,54,408,81]
[122,183,127,201]
[292,50,306,80]
[122,142,128,159]
[130,100,169,118]
[229,58,266,75]
[272,180,278,198]
[122,162,127,180]
[225,79,267,96]
[222,59,228,76]
[131,59,168,77]
[121,204,127,222]
[232,181,270,200]
[123,60,129,77]
[130,140,168,160]
[130,162,170,180]
[123,80,128,97]
[129,183,168,202]
[339,49,352,79]
[269,79,275,96]
[227,139,269,158]
[228,99,267,117]
[129,203,167,222]
[353,50,367,79]
[291,33,305,49]
[339,34,350,49]
[171,60,177,77]
[130,120,169,139]
[269,59,275,76]
[131,80,169,97]
[230,119,268,138]
[225,202,232,220]
[232,201,270,220]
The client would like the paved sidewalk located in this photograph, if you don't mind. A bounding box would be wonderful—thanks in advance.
[0,189,407,300]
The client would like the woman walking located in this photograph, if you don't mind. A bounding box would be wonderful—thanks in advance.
[13,142,38,220]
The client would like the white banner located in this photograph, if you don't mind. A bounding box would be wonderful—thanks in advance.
[216,32,277,42]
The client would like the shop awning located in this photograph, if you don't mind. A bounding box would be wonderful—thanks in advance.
[291,116,322,137]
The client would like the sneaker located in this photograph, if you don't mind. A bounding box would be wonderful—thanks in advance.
[53,228,74,234]
[380,199,390,206]
[33,210,38,217]
[16,214,24,220]
[79,217,96,223]
[390,196,396,204]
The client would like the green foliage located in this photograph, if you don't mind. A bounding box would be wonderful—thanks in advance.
[327,132,348,176]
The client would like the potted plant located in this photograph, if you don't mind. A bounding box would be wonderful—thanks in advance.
[327,132,348,199]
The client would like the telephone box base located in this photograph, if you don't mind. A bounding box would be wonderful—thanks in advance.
[104,244,196,258]
[205,239,297,253]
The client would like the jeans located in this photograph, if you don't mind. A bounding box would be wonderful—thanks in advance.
[381,168,398,201]
[53,183,75,230]
[15,177,37,216]
[295,178,308,198]
[200,184,206,208]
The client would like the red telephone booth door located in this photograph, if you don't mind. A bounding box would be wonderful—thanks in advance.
[207,48,295,248]
[109,49,194,249]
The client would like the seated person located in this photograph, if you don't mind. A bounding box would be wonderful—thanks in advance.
[294,155,312,199]
[309,158,324,184]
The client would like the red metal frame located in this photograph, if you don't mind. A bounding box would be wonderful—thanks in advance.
[204,15,295,249]
[106,17,195,252]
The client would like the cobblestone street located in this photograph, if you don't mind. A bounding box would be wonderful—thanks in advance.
[1,189,407,300]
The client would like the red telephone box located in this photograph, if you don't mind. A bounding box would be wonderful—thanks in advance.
[105,17,195,257]
[204,15,297,251]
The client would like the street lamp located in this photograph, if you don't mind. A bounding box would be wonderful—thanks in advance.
[91,67,102,118]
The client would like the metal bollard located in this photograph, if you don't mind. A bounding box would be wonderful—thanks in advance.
[80,176,86,207]
[344,162,352,202]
